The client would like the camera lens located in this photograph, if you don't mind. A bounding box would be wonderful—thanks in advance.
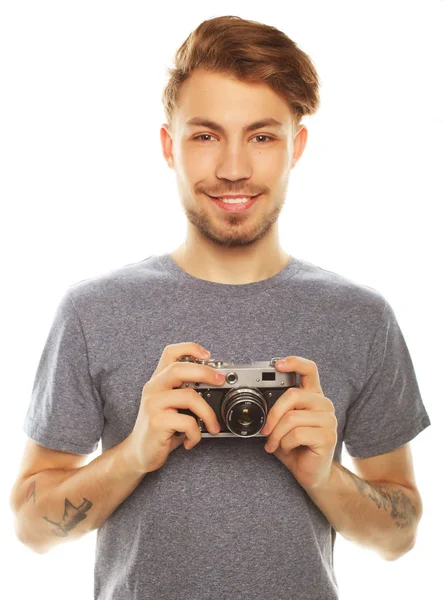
[221,387,266,437]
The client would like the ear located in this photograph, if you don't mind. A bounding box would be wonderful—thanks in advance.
[160,124,174,169]
[291,125,308,169]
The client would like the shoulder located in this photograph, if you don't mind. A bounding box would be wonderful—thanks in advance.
[294,257,389,323]
[62,256,157,316]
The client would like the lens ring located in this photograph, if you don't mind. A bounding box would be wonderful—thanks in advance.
[221,387,266,437]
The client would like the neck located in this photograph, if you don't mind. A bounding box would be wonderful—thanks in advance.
[170,242,291,285]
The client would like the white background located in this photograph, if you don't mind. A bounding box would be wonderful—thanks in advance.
[1,1,442,598]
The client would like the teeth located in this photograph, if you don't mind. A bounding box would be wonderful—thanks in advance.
[218,197,251,204]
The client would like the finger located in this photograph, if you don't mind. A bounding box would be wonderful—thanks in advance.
[152,342,211,378]
[150,360,225,395]
[263,388,329,436]
[275,426,333,455]
[265,410,334,453]
[160,388,222,435]
[275,356,323,393]
[164,413,204,449]
[146,361,224,433]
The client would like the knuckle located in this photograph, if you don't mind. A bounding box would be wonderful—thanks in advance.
[143,378,154,392]
[141,388,153,406]
[191,390,206,410]
[162,344,174,357]
[290,409,299,423]
[189,389,210,416]
[170,361,183,376]
[191,425,202,443]
[171,360,180,371]
[186,388,198,402]
[187,413,199,431]
[324,397,335,412]
[324,407,336,421]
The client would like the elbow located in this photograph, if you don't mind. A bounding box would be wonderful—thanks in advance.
[17,533,52,555]
[382,491,423,561]
[381,535,417,561]
[11,512,28,548]
[30,543,51,555]
[12,515,51,555]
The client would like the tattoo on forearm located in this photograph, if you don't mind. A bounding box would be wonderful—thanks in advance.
[338,464,417,530]
[42,498,93,537]
[25,480,36,504]
[369,483,417,529]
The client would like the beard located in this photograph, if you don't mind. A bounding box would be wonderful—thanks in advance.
[180,193,285,249]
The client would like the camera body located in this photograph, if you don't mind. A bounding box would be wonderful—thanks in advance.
[174,355,297,438]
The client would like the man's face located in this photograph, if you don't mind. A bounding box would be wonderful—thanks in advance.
[161,68,307,249]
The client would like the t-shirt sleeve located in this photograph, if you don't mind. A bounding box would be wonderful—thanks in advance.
[23,290,104,455]
[343,298,431,459]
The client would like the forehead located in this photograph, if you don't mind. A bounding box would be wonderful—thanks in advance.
[175,69,291,131]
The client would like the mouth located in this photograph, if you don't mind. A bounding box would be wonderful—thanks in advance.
[206,193,262,213]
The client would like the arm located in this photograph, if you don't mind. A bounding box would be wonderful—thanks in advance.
[11,437,144,554]
[302,460,423,561]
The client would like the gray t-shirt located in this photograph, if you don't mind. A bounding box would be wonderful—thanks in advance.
[23,253,431,600]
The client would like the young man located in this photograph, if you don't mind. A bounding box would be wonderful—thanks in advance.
[12,15,431,600]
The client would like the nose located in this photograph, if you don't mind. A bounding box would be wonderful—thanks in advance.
[215,142,253,182]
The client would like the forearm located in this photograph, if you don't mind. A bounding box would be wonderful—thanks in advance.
[12,437,145,554]
[301,460,422,560]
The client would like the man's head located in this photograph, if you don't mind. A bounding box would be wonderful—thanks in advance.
[160,16,320,250]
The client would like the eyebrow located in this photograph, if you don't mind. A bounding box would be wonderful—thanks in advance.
[185,117,284,134]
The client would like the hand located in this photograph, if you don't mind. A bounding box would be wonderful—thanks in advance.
[262,356,337,491]
[123,342,224,475]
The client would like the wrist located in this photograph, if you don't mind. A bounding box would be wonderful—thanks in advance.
[119,435,147,478]
[298,463,337,495]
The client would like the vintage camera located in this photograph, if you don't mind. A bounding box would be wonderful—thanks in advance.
[174,355,297,438]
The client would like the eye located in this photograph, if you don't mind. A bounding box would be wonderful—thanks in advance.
[194,134,215,142]
[193,134,275,143]
[253,135,274,143]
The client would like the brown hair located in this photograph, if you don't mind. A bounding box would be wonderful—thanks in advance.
[162,15,321,135]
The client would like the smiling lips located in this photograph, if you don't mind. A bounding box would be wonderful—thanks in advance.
[208,194,261,213]
[209,193,259,199]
